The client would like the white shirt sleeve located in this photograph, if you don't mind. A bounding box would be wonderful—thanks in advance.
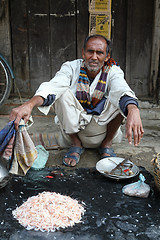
[34,59,82,115]
[106,65,137,108]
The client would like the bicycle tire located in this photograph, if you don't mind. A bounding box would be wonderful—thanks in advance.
[0,58,12,107]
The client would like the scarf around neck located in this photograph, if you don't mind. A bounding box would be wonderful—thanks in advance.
[76,58,118,110]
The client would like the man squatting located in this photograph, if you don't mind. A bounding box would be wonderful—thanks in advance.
[9,35,144,167]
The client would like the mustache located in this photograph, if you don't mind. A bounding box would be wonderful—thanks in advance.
[88,60,99,64]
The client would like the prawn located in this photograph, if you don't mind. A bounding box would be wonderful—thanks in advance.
[12,191,85,232]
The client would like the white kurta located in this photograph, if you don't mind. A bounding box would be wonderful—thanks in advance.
[35,59,137,148]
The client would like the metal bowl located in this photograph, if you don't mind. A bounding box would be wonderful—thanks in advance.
[0,160,10,189]
[96,157,139,180]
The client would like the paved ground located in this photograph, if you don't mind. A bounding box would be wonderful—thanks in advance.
[0,97,160,176]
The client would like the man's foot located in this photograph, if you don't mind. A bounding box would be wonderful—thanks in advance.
[99,147,116,159]
[63,146,84,167]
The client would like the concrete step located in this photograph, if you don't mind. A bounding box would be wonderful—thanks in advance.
[0,97,55,116]
[139,101,160,120]
[0,97,160,120]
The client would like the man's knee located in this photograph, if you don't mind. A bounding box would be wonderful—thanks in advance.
[57,89,72,103]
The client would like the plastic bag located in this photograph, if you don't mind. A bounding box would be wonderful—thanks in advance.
[31,145,49,170]
[122,174,150,198]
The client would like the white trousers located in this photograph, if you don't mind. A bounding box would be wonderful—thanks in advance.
[54,89,123,148]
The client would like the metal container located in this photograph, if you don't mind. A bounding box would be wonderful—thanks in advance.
[96,157,139,180]
[0,159,10,189]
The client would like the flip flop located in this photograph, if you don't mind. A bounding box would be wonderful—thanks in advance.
[99,147,116,159]
[63,146,84,167]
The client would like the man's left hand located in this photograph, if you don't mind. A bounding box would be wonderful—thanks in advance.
[125,104,144,146]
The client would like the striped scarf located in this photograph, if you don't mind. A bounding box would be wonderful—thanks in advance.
[76,58,118,110]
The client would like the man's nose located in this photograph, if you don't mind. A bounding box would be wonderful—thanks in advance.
[92,51,98,60]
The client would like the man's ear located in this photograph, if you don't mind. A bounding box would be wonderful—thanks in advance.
[82,48,85,59]
[104,53,110,62]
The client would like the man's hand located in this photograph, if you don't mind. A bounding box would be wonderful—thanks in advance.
[9,102,33,130]
[125,104,144,146]
[9,96,44,131]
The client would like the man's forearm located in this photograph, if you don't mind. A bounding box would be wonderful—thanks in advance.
[119,95,138,116]
[127,103,139,113]
[9,95,44,130]
[26,95,45,109]
[125,103,144,146]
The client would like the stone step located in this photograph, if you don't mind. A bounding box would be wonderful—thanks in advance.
[139,101,160,120]
[0,98,160,120]
[0,97,55,116]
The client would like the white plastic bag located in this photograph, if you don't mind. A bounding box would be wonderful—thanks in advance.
[122,174,150,198]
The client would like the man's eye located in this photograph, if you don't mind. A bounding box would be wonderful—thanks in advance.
[87,50,94,53]
[87,50,104,55]
[97,51,104,55]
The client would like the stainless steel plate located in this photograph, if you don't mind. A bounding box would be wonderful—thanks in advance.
[96,157,139,180]
[0,160,10,188]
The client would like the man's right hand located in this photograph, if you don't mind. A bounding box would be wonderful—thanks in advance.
[9,96,44,131]
[9,102,33,131]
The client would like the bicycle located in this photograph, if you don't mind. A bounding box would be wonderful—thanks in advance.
[0,54,14,107]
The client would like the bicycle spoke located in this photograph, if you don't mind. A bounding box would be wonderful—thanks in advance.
[0,58,12,106]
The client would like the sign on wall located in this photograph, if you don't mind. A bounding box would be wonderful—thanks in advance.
[88,0,112,39]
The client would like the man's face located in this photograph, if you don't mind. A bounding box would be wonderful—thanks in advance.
[82,37,108,73]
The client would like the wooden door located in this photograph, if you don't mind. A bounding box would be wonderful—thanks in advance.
[10,0,88,95]
[125,0,154,98]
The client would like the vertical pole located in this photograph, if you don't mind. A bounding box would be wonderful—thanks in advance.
[125,0,133,84]
[150,0,160,103]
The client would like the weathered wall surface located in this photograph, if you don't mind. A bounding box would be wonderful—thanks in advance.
[0,0,11,62]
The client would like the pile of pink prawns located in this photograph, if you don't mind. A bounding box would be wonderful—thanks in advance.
[12,191,85,232]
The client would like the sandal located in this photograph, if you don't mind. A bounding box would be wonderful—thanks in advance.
[63,146,84,167]
[99,147,116,159]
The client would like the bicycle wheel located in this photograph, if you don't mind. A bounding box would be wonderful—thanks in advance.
[0,58,12,106]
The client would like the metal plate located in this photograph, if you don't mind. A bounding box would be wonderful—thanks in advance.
[0,160,10,188]
[96,157,139,180]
